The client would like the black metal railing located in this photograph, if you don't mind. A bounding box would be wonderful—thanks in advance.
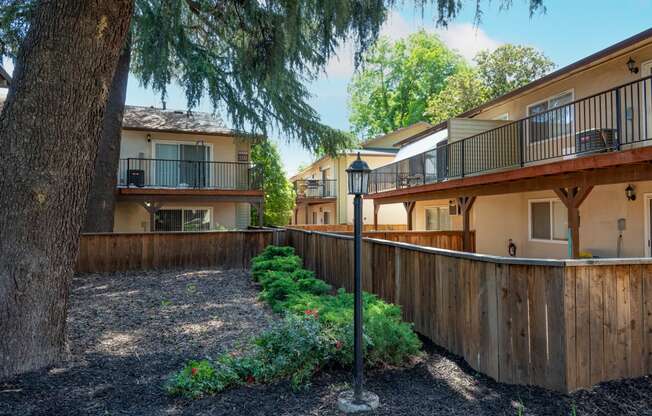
[294,179,337,198]
[117,158,263,190]
[370,74,652,193]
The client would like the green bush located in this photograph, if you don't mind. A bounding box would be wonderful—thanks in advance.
[168,245,421,397]
[251,255,302,282]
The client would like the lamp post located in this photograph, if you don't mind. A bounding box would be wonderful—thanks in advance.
[337,153,379,414]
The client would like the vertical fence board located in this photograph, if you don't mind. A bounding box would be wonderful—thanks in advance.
[589,265,606,385]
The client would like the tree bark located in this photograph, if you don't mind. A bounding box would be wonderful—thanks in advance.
[83,36,132,233]
[0,0,133,378]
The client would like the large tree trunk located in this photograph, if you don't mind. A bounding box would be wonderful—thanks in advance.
[83,37,132,233]
[0,0,133,378]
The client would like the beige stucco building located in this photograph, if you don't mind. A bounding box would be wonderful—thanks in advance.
[369,28,652,259]
[113,106,263,232]
[289,123,432,226]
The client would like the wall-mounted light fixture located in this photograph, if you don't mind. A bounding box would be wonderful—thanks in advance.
[625,184,636,201]
[146,133,152,142]
[627,57,639,74]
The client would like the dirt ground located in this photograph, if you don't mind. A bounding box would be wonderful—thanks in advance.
[1,268,651,416]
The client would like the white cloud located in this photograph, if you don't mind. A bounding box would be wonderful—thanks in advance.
[322,12,502,79]
[434,22,502,62]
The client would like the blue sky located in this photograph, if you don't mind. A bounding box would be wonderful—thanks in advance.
[6,1,649,176]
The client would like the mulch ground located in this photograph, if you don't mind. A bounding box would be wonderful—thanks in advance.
[1,268,651,416]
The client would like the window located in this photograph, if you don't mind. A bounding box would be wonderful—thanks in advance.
[529,199,567,242]
[154,208,211,231]
[425,206,451,231]
[527,91,573,143]
[153,142,211,187]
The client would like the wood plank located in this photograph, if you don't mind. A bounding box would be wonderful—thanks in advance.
[480,261,499,380]
[574,266,591,389]
[497,263,514,384]
[589,265,606,385]
[511,264,531,385]
[628,265,644,378]
[603,265,619,380]
[643,264,652,375]
[615,265,631,380]
[528,265,548,388]
[563,267,578,392]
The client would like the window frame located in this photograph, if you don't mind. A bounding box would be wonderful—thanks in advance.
[153,206,213,232]
[525,89,575,144]
[424,205,452,231]
[528,198,568,244]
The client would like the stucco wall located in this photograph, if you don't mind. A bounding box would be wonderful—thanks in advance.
[113,201,242,232]
[469,181,652,259]
[120,130,250,162]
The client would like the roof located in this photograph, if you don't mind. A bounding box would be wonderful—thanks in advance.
[454,27,652,120]
[394,128,448,163]
[360,121,432,149]
[122,105,241,136]
[290,148,396,181]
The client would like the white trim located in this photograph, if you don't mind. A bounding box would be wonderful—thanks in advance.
[493,113,509,121]
[527,198,568,245]
[155,206,214,232]
[645,194,652,257]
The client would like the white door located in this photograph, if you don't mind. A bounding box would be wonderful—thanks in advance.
[643,61,652,141]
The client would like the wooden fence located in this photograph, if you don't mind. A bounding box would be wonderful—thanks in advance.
[343,230,473,252]
[288,224,407,232]
[76,230,282,273]
[284,228,652,392]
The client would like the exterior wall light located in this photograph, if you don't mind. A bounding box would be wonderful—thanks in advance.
[626,184,636,201]
[627,57,639,74]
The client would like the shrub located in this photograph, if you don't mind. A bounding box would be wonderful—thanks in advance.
[251,255,302,282]
[168,245,421,397]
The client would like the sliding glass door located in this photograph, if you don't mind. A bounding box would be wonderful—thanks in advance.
[154,143,210,187]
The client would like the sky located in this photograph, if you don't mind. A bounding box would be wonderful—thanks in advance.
[4,1,650,176]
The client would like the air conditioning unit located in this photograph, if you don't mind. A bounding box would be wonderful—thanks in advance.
[575,128,616,154]
[127,169,145,187]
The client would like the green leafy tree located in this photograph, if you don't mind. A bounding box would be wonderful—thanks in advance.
[251,140,295,226]
[424,67,489,124]
[348,30,466,139]
[474,44,555,99]
[425,44,555,124]
[0,0,547,378]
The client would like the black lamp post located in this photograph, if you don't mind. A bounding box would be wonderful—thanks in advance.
[338,153,379,413]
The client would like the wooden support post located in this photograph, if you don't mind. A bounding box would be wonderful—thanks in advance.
[293,208,299,225]
[553,186,593,258]
[403,201,415,230]
[305,205,309,224]
[373,203,380,231]
[458,196,476,252]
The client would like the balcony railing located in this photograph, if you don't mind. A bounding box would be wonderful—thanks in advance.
[117,158,263,190]
[294,179,337,199]
[370,74,652,193]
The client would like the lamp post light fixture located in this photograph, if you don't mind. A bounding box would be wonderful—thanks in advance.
[338,153,379,414]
